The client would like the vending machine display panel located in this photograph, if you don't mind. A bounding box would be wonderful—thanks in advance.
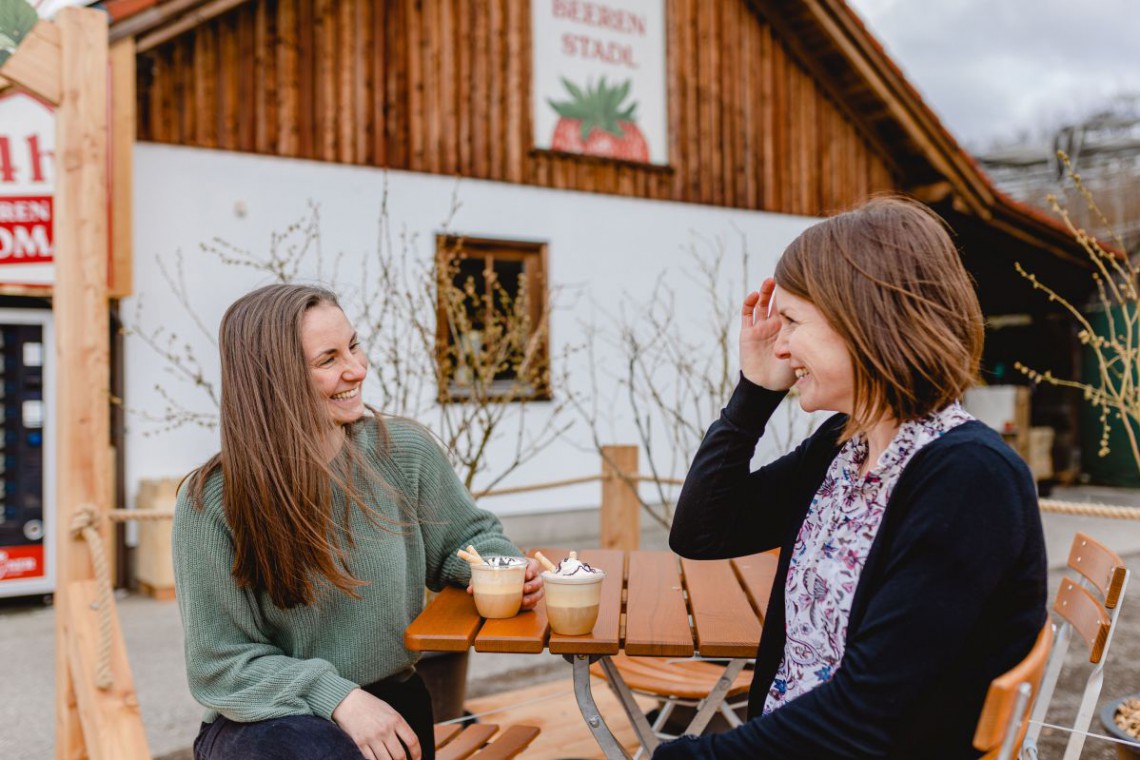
[0,310,54,598]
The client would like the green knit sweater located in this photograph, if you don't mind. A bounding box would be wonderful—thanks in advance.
[172,416,522,724]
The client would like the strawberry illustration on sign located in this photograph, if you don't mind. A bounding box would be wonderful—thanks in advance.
[547,77,650,163]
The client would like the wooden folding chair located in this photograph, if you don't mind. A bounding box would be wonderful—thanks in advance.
[1023,532,1130,760]
[433,722,540,760]
[973,621,1054,760]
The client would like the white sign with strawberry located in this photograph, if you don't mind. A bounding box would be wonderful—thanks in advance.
[532,0,668,165]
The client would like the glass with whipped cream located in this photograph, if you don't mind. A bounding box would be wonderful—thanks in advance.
[469,556,527,619]
[542,554,606,635]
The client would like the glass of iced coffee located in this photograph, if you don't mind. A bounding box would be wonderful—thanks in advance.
[468,556,527,619]
[542,553,606,636]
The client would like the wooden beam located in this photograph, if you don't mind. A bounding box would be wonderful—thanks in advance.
[66,581,151,760]
[135,0,250,53]
[53,8,113,759]
[806,0,994,212]
[109,0,203,41]
[907,180,953,204]
[0,20,62,105]
[986,209,1086,268]
[741,0,905,186]
[109,38,135,299]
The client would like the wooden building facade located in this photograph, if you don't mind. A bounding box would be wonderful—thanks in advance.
[104,0,1094,500]
[131,0,896,217]
[120,0,1092,311]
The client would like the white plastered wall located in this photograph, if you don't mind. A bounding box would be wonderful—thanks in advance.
[126,144,820,518]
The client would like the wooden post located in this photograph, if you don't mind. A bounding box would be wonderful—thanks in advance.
[54,9,111,756]
[2,10,148,758]
[600,445,640,551]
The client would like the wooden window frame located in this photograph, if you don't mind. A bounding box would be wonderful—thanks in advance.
[434,235,551,403]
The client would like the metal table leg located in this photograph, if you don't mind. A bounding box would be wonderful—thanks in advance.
[572,655,635,760]
[681,658,747,736]
[598,656,661,755]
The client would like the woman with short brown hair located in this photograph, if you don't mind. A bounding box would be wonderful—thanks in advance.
[657,197,1047,758]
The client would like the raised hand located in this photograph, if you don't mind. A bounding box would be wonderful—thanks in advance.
[740,278,796,391]
[332,689,422,760]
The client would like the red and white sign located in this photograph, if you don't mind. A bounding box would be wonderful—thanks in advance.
[0,92,55,286]
[532,0,668,165]
[0,545,45,581]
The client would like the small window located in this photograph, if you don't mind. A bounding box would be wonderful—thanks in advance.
[435,236,550,402]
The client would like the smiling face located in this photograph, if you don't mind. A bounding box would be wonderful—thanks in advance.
[773,285,855,415]
[300,303,368,427]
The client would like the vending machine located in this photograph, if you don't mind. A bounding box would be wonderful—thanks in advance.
[0,308,54,599]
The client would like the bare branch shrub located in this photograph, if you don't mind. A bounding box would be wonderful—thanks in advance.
[567,228,817,528]
[126,181,567,491]
[1016,151,1140,469]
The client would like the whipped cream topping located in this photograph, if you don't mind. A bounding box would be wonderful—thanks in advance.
[481,556,527,568]
[553,557,601,576]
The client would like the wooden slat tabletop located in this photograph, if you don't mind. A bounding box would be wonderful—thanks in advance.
[681,557,762,658]
[404,586,482,652]
[465,549,549,653]
[731,549,780,623]
[624,551,693,657]
[546,548,623,655]
[406,550,773,661]
[473,607,548,654]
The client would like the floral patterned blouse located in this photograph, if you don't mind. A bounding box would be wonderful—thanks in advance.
[762,401,975,715]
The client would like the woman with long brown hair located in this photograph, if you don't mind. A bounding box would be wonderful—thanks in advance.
[173,284,543,760]
[654,197,1047,758]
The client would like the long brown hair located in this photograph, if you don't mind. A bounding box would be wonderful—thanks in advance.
[187,284,391,608]
[774,196,984,440]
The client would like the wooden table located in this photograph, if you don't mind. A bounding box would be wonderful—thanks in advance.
[405,549,779,759]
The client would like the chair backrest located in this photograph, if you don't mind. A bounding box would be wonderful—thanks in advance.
[973,621,1054,760]
[1053,578,1110,663]
[1068,533,1128,609]
[1025,532,1131,760]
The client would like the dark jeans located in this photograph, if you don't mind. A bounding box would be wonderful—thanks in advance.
[193,672,436,760]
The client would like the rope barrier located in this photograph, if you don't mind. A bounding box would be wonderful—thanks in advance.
[473,475,603,499]
[1039,499,1140,520]
[97,497,1140,522]
[104,509,176,522]
[633,475,684,486]
[68,506,114,691]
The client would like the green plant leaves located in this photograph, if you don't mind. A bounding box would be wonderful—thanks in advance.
[0,0,38,67]
[547,76,640,139]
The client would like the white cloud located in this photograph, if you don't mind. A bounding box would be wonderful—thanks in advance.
[846,0,1140,147]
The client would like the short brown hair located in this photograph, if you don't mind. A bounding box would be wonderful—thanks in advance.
[774,196,983,439]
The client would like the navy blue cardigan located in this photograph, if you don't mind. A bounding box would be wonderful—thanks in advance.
[655,378,1047,759]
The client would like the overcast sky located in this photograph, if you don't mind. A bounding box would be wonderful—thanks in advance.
[845,0,1140,150]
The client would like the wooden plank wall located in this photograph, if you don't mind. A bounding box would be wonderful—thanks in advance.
[135,0,896,217]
